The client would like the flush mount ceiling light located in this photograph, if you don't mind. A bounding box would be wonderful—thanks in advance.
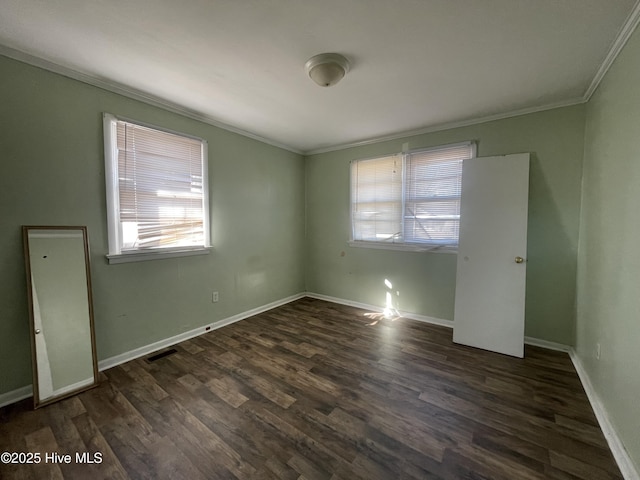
[305,53,350,87]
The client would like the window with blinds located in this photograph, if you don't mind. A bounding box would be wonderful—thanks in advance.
[351,154,403,242]
[350,142,474,250]
[103,114,210,262]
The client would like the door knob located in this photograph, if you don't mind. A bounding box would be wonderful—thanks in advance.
[35,329,41,334]
[515,256,524,264]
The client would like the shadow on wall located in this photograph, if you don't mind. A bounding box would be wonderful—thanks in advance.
[0,229,33,394]
[525,152,578,344]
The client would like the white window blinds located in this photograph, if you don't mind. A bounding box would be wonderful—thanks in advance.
[404,144,472,245]
[351,154,403,242]
[350,142,474,249]
[104,114,210,258]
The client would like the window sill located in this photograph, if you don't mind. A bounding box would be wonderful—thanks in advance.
[348,240,457,254]
[106,247,212,264]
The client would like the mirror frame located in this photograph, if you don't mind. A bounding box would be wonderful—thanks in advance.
[22,225,99,408]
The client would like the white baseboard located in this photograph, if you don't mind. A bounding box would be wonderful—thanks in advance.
[305,294,640,477]
[3,291,636,479]
[569,349,639,480]
[1,292,306,409]
[0,292,450,409]
[305,292,454,328]
[97,292,306,371]
[523,336,571,352]
[0,385,33,409]
[304,294,586,352]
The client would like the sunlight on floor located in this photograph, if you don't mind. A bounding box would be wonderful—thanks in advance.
[364,278,401,326]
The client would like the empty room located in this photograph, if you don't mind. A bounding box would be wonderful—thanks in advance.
[1,1,639,479]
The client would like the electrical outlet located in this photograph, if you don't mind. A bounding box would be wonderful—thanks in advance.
[212,291,219,303]
[596,342,601,360]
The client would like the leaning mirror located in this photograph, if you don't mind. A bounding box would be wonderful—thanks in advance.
[22,226,99,408]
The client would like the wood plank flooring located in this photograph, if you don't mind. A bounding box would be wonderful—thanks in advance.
[0,298,623,479]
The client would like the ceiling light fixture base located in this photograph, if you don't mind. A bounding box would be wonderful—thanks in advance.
[305,53,350,87]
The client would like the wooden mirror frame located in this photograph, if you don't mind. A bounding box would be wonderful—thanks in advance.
[22,225,99,408]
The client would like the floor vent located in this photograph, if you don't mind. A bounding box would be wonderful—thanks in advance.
[146,348,178,362]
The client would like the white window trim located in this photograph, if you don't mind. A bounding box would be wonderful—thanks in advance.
[103,113,211,264]
[349,141,476,254]
[106,247,211,264]
[347,239,458,253]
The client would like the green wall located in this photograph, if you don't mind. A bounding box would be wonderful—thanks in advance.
[0,53,589,397]
[0,56,306,395]
[305,105,586,345]
[2,31,638,471]
[577,25,640,471]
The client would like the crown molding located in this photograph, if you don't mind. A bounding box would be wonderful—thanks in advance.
[303,96,586,156]
[305,0,640,157]
[3,0,639,159]
[0,44,590,158]
[584,0,640,101]
[0,45,303,155]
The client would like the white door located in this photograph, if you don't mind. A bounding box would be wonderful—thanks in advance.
[453,153,530,358]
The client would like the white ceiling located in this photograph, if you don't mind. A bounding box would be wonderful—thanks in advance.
[0,0,638,154]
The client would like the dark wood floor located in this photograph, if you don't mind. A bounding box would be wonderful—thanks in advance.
[0,298,622,479]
